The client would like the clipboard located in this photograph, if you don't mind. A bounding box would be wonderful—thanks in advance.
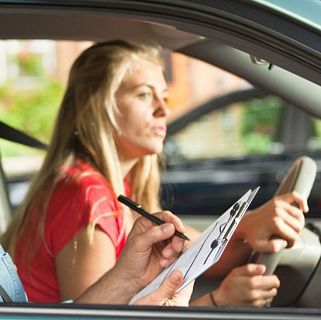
[129,187,260,304]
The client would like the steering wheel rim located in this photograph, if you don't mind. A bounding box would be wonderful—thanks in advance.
[249,156,317,306]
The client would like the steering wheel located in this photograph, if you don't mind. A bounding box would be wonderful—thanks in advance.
[250,156,319,307]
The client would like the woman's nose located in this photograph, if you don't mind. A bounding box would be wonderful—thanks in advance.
[153,97,170,118]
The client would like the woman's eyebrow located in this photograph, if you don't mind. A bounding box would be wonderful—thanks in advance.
[127,83,168,95]
[120,83,151,91]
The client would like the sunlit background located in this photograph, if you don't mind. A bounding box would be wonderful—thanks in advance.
[1,40,321,179]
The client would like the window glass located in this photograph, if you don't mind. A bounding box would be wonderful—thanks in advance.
[311,118,321,149]
[0,44,248,174]
[0,40,92,173]
[2,42,320,212]
[241,96,284,155]
[165,95,321,161]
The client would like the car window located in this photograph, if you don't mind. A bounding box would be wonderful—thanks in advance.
[0,41,250,209]
[0,0,321,316]
[165,95,321,161]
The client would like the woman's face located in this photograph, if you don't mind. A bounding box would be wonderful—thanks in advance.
[115,58,169,160]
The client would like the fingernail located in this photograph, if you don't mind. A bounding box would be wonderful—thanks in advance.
[257,263,265,270]
[169,270,181,284]
[254,264,266,273]
[277,240,288,251]
[178,238,184,247]
[163,247,174,258]
[161,223,173,233]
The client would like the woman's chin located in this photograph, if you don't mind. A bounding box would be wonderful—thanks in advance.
[142,146,163,157]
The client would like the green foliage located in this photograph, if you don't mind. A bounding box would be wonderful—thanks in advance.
[0,139,40,157]
[0,79,64,154]
[241,96,284,154]
[314,119,321,138]
[9,52,44,77]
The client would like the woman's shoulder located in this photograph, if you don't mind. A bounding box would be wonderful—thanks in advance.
[45,159,122,254]
[59,159,112,191]
[48,159,117,217]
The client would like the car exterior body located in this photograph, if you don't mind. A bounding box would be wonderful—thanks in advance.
[1,0,321,319]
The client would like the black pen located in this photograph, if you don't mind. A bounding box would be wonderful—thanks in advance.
[117,194,190,241]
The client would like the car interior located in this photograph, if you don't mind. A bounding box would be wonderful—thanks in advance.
[162,87,321,221]
[251,156,320,307]
[0,1,321,318]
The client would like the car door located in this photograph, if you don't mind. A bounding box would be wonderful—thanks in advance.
[1,0,321,319]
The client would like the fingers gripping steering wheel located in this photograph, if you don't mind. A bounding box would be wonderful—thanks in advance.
[250,156,317,306]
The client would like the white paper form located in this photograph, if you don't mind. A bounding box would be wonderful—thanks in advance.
[129,187,259,304]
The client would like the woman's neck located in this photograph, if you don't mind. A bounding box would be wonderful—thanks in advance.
[119,152,139,178]
[119,157,138,178]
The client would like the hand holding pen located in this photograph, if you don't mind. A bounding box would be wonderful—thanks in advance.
[118,195,190,241]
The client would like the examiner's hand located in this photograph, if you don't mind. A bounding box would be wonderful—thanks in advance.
[74,212,187,305]
[135,270,194,306]
[213,264,279,307]
[115,210,186,293]
[236,192,308,252]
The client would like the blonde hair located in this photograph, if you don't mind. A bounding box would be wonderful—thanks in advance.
[1,40,163,259]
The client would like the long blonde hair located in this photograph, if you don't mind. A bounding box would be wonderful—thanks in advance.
[1,40,163,258]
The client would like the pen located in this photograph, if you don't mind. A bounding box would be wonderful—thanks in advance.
[117,194,190,241]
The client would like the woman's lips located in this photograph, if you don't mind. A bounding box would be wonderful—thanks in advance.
[152,125,167,137]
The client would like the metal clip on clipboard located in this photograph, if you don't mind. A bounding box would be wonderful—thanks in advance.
[203,201,246,265]
[129,187,259,305]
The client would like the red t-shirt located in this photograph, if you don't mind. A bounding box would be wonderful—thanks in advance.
[14,159,128,302]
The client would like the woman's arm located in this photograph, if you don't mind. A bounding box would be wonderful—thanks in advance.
[191,264,279,307]
[56,227,116,301]
[75,211,187,304]
[202,191,308,278]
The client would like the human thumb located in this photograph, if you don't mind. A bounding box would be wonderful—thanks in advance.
[157,270,184,298]
[135,270,183,306]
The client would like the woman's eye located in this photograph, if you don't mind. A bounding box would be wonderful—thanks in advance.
[138,92,153,100]
[163,96,169,104]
